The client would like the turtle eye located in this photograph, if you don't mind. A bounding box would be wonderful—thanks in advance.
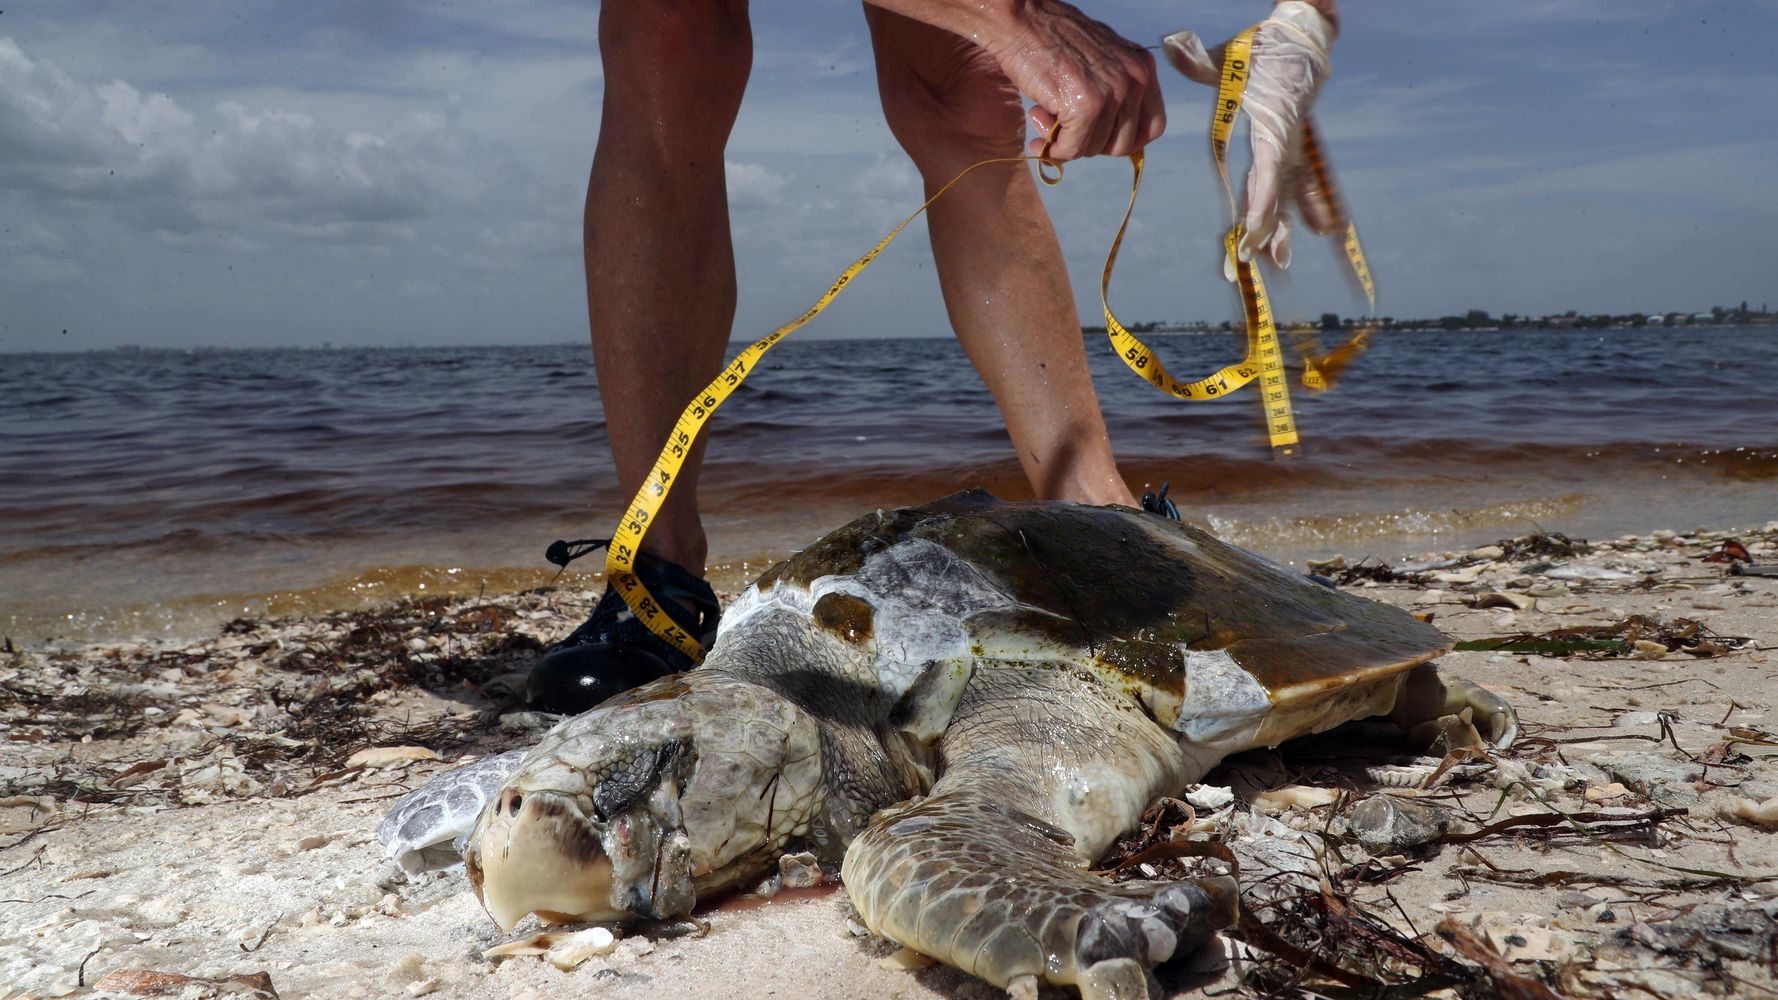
[507,793,523,817]
[591,741,685,821]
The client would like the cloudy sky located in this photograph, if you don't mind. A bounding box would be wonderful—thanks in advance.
[3,0,1775,351]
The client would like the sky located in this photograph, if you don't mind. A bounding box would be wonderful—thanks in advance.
[2,0,1776,351]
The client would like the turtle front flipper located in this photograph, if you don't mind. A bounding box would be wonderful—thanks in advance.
[845,792,1236,998]
[378,750,527,873]
[842,664,1235,999]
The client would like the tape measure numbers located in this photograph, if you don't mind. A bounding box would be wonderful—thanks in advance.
[1102,27,1376,456]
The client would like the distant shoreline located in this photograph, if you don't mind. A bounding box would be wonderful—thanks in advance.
[3,317,1776,356]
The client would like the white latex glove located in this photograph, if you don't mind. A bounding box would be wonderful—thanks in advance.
[1162,2,1336,280]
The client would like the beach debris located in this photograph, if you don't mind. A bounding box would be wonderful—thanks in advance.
[345,745,442,769]
[1728,796,1778,827]
[1594,752,1704,807]
[1702,538,1753,564]
[1348,793,1451,852]
[1583,782,1631,802]
[1541,563,1644,583]
[1313,557,1434,586]
[1250,784,1342,814]
[483,926,618,970]
[177,750,263,804]
[288,833,330,853]
[1496,530,1591,561]
[1184,784,1235,810]
[544,927,619,971]
[1619,898,1778,965]
[1474,591,1534,610]
[1433,919,1567,1000]
[0,794,65,835]
[1453,614,1748,658]
[90,969,278,998]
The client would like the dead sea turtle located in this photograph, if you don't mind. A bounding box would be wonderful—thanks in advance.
[379,489,1514,998]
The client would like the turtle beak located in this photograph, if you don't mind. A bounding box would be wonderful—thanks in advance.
[471,788,624,931]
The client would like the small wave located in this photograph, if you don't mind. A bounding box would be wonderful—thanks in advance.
[1205,493,1593,558]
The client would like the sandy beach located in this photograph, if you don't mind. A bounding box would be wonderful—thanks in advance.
[3,519,1776,999]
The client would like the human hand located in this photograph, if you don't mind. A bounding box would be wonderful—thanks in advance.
[978,0,1165,162]
[1161,1,1337,278]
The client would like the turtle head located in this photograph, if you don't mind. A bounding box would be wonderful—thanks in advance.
[466,673,824,930]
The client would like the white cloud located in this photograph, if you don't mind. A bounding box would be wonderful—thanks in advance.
[1371,0,1670,36]
[725,160,787,209]
[0,35,506,241]
[0,0,1772,348]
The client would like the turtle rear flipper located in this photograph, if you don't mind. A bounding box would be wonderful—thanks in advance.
[1388,662,1519,750]
[842,664,1235,998]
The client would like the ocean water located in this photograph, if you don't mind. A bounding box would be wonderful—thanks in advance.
[3,329,1775,644]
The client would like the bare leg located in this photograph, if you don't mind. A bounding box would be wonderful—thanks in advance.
[866,8,1135,508]
[585,0,753,574]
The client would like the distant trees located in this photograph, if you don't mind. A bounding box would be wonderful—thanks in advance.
[1079,301,1775,336]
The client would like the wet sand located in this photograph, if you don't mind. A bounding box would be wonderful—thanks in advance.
[3,521,1776,999]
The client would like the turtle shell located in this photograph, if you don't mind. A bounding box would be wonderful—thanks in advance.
[739,489,1449,746]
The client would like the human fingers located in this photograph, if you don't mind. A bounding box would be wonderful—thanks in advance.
[1028,106,1060,158]
[987,0,1153,161]
[1029,85,1099,162]
[1137,60,1167,147]
[1269,215,1292,269]
[1100,48,1164,156]
[1072,82,1120,160]
[1238,138,1285,265]
[1160,30,1219,87]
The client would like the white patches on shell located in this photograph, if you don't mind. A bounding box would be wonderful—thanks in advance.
[726,538,1016,702]
[1174,650,1269,751]
[719,580,813,636]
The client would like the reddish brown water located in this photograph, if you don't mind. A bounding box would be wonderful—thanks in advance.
[3,330,1774,645]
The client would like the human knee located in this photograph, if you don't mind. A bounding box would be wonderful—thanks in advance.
[600,0,752,108]
[875,43,1024,171]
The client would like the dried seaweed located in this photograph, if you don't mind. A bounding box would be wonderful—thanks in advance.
[1346,563,1435,587]
[1453,615,1749,658]
[1098,813,1483,998]
[0,589,561,807]
[1497,531,1592,561]
[1435,919,1570,1000]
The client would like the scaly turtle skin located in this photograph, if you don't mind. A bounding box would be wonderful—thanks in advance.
[379,490,1515,998]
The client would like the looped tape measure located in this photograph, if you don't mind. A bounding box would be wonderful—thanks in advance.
[603,23,1375,661]
[1101,27,1377,458]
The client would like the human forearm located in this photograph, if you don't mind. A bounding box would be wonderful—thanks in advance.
[1282,0,1337,35]
[859,0,1017,44]
[863,0,1163,162]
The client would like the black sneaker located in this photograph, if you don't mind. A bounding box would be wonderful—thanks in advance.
[1140,482,1181,521]
[527,538,721,715]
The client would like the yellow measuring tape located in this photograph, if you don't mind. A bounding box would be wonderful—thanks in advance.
[1101,27,1378,455]
[1100,30,1298,458]
[1296,116,1376,391]
[606,23,1377,660]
